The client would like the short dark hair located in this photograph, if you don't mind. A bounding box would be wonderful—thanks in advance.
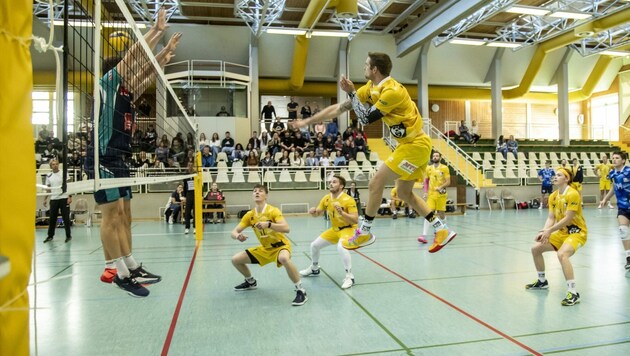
[612,151,627,161]
[368,52,392,76]
[253,184,268,193]
[332,174,346,188]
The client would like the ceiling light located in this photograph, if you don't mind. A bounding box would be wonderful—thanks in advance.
[486,41,521,48]
[506,5,550,16]
[51,20,147,29]
[310,31,350,37]
[600,50,630,56]
[266,28,307,35]
[450,38,486,46]
[548,11,592,20]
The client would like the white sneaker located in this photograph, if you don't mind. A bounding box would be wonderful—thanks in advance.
[538,206,542,210]
[184,228,189,234]
[609,203,615,209]
[299,266,320,277]
[341,274,354,289]
[168,220,173,225]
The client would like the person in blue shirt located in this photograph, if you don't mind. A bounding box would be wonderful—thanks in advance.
[201,145,215,167]
[538,160,555,209]
[326,117,339,139]
[599,151,630,271]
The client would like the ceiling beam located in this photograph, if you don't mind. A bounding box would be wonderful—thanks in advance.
[394,0,488,57]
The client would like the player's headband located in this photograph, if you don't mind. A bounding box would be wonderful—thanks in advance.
[557,168,573,181]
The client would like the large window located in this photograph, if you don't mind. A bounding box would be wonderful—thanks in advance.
[32,91,75,135]
[591,94,619,140]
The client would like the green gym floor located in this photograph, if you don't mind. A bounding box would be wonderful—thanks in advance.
[32,208,630,355]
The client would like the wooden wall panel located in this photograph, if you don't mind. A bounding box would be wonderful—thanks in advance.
[470,101,492,139]
[426,100,465,132]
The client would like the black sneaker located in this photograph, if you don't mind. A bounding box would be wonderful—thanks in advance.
[625,257,630,271]
[65,236,72,243]
[234,279,257,291]
[130,264,162,284]
[392,213,398,220]
[408,212,417,219]
[43,237,53,243]
[561,291,580,306]
[113,275,150,297]
[525,279,549,289]
[292,289,308,306]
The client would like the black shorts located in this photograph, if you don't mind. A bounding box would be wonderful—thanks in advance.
[541,185,553,194]
[617,208,630,221]
[85,156,132,204]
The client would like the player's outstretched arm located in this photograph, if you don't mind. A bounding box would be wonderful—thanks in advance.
[290,101,352,130]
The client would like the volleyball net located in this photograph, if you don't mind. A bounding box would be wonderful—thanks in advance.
[40,0,196,196]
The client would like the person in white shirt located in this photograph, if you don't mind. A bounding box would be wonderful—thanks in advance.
[43,159,72,243]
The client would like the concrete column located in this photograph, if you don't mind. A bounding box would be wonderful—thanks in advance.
[249,34,260,132]
[556,49,571,146]
[337,38,349,132]
[415,43,430,134]
[486,49,504,139]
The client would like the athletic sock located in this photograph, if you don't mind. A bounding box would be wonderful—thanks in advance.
[245,276,255,284]
[566,279,576,293]
[537,271,546,282]
[359,215,374,234]
[105,259,115,269]
[114,258,130,278]
[425,212,446,230]
[123,254,139,270]
[295,281,304,292]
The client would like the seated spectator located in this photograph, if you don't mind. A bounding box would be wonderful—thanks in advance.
[170,138,186,163]
[138,98,152,116]
[185,132,195,151]
[341,137,356,161]
[216,106,230,116]
[198,132,209,151]
[470,120,481,143]
[209,132,221,156]
[260,151,275,167]
[280,130,294,152]
[354,132,367,154]
[267,132,281,155]
[506,135,518,157]
[334,136,344,156]
[153,158,166,171]
[314,142,325,159]
[342,126,354,142]
[459,120,473,144]
[496,135,507,160]
[293,131,309,154]
[204,182,225,223]
[221,131,235,154]
[277,149,292,168]
[159,134,170,147]
[324,135,335,153]
[259,131,270,153]
[248,131,262,152]
[313,121,326,136]
[154,141,170,163]
[133,152,150,169]
[142,124,158,151]
[272,117,285,135]
[291,152,305,167]
[165,184,184,224]
[35,131,50,154]
[305,150,319,168]
[244,142,255,157]
[326,117,339,138]
[68,151,82,167]
[231,143,245,161]
[201,145,215,168]
[167,157,181,171]
[319,149,331,167]
[246,150,260,169]
[42,143,58,162]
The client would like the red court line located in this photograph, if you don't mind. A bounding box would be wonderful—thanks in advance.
[161,240,200,356]
[356,250,543,356]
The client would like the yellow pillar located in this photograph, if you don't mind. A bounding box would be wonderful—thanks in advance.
[0,1,35,355]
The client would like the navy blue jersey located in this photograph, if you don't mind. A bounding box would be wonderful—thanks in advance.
[609,166,630,210]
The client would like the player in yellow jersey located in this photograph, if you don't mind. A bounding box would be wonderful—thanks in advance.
[290,52,455,253]
[230,184,307,306]
[419,152,450,243]
[525,168,587,306]
[596,154,614,209]
[390,187,415,219]
[299,175,359,289]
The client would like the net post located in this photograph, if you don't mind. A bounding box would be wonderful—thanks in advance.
[194,151,204,241]
[92,0,102,191]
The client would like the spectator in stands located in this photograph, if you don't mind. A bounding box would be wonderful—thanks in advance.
[354,131,367,154]
[570,158,584,200]
[160,134,169,147]
[164,184,184,224]
[185,132,195,151]
[198,133,209,151]
[248,131,262,152]
[153,158,166,171]
[232,143,245,161]
[301,101,312,119]
[143,124,158,151]
[277,149,292,168]
[201,145,215,168]
[246,150,260,169]
[267,132,281,155]
[293,131,309,154]
[341,137,356,162]
[314,142,325,159]
[496,135,507,159]
[287,97,299,120]
[155,140,170,163]
[133,151,151,169]
[334,136,344,157]
[216,106,230,116]
[506,135,518,158]
[470,120,481,144]
[68,151,82,167]
[35,130,50,154]
[204,182,225,223]
[347,181,361,214]
[558,159,569,171]
[312,132,325,149]
[314,121,326,136]
[326,117,339,139]
[272,117,285,135]
[43,142,58,162]
[138,98,152,116]
[280,130,295,152]
[209,132,221,157]
[324,135,335,153]
[261,101,276,133]
[221,131,235,154]
[260,151,275,167]
[170,137,186,163]
[596,154,614,209]
[305,150,319,168]
[259,131,270,153]
[342,126,354,142]
[291,151,305,168]
[319,149,331,168]
[458,120,473,144]
[167,157,181,172]
[538,160,555,209]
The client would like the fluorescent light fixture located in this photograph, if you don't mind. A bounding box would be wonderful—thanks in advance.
[487,41,521,48]
[548,11,591,19]
[506,5,550,16]
[601,50,630,56]
[266,28,307,35]
[450,38,486,46]
[311,31,350,37]
[51,20,147,29]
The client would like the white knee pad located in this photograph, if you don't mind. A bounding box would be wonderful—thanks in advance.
[619,225,629,241]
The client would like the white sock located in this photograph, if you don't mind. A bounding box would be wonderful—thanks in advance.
[625,250,630,258]
[123,254,139,270]
[359,218,373,234]
[337,240,352,271]
[430,216,446,231]
[537,271,546,282]
[566,279,576,293]
[245,276,255,283]
[422,219,430,236]
[295,281,304,292]
[114,258,130,278]
[105,259,115,269]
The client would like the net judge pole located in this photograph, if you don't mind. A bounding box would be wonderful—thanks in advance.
[194,152,203,241]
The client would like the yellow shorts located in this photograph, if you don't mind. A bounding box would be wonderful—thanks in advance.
[392,200,405,208]
[385,134,431,181]
[427,193,447,211]
[549,230,587,252]
[320,227,356,245]
[571,182,582,192]
[246,244,292,267]
[599,179,611,190]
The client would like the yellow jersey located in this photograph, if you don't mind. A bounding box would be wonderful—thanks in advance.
[238,204,291,249]
[548,186,587,234]
[596,163,613,180]
[426,163,450,195]
[317,192,358,230]
[356,77,424,144]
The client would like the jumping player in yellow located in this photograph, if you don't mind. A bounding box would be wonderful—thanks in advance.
[291,52,456,253]
[596,154,614,209]
[419,152,450,243]
[525,168,587,306]
[299,175,358,289]
[230,184,307,306]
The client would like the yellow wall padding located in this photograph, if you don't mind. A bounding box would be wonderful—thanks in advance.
[0,1,35,355]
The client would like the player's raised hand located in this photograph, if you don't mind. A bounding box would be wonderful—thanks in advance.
[339,75,355,94]
[166,32,182,51]
[290,119,306,129]
[155,8,169,32]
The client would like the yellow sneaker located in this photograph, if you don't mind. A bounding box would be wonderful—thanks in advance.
[342,229,376,250]
[428,228,456,253]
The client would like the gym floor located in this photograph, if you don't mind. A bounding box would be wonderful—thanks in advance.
[32,207,630,355]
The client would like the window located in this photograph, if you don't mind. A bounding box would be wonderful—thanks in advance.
[591,94,619,140]
[32,91,75,134]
